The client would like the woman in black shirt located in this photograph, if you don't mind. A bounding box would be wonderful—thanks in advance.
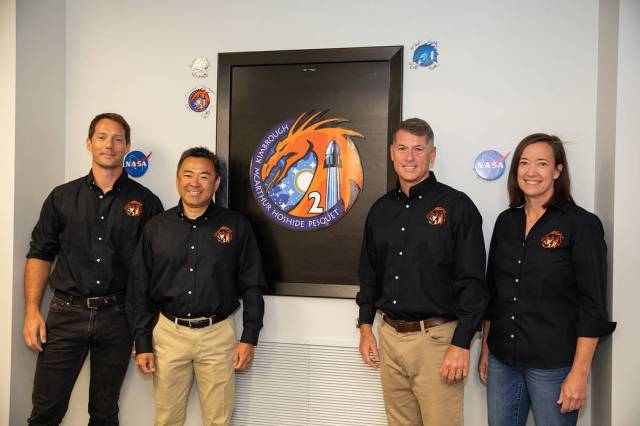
[478,134,615,426]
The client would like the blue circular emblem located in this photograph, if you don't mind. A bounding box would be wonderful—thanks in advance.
[412,42,439,69]
[474,150,509,181]
[124,150,151,178]
[249,112,365,231]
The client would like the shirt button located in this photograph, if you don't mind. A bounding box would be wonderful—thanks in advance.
[405,204,410,209]
[96,280,101,284]
[513,297,517,302]
[398,251,403,256]
[401,227,406,232]
[517,260,521,264]
[511,315,515,320]
[100,216,105,220]
[392,300,397,304]
[510,334,515,339]
[187,313,191,317]
[515,278,519,283]
[418,195,422,199]
[394,275,399,280]
[188,291,192,295]
[192,225,197,229]
[189,268,194,272]
[98,237,103,241]
[190,246,195,250]
[96,258,101,262]
[99,195,103,199]
[522,242,525,247]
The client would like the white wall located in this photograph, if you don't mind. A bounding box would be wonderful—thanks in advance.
[591,0,619,424]
[0,0,16,424]
[611,0,640,424]
[10,0,620,424]
[10,1,67,424]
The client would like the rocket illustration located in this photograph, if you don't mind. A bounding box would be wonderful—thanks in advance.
[324,140,342,210]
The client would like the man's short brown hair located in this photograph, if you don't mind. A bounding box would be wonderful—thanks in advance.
[88,113,131,145]
[394,118,434,145]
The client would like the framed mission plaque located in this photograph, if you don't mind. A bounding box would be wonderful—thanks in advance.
[216,46,402,298]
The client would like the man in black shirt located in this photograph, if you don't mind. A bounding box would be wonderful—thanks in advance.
[126,147,266,425]
[356,118,488,426]
[23,113,163,425]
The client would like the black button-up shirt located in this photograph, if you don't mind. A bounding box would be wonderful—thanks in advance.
[486,202,616,368]
[26,170,163,296]
[126,201,267,353]
[357,173,488,349]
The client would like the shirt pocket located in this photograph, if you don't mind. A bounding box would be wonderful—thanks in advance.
[416,221,453,265]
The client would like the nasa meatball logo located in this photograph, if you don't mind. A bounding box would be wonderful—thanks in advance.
[214,226,233,244]
[474,150,510,181]
[426,206,447,226]
[124,151,152,178]
[249,111,364,231]
[541,230,564,249]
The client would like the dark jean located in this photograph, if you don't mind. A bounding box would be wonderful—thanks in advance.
[487,353,579,426]
[28,296,132,426]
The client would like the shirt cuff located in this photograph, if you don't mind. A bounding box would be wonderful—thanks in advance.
[26,251,56,262]
[451,325,476,349]
[577,320,617,338]
[241,327,259,346]
[358,305,376,325]
[135,335,153,354]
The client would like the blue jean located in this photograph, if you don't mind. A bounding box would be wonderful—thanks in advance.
[487,353,579,426]
[28,296,132,426]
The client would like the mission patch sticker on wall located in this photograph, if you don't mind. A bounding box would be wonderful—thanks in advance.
[190,56,210,78]
[124,150,152,178]
[410,40,439,70]
[249,111,364,231]
[474,150,510,180]
[185,86,214,118]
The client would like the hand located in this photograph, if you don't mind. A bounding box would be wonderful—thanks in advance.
[232,342,255,371]
[478,343,489,384]
[23,311,46,352]
[440,345,470,384]
[358,324,380,368]
[557,370,589,413]
[136,353,156,374]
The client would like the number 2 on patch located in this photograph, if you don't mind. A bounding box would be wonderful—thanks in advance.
[308,191,323,214]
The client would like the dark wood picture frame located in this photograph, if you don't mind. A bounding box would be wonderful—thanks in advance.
[216,46,403,298]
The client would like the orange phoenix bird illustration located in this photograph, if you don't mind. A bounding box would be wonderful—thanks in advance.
[261,111,364,218]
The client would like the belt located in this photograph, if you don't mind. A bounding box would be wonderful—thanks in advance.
[54,290,125,310]
[383,315,455,333]
[162,312,225,329]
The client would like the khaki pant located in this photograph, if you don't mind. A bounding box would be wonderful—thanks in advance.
[379,319,463,426]
[152,313,236,426]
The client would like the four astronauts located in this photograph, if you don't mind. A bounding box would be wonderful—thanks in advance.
[22,113,615,426]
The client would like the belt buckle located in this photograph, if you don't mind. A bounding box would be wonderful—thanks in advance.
[184,319,199,328]
[86,297,100,309]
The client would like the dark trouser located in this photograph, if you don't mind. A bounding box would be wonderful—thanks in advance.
[28,296,132,426]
